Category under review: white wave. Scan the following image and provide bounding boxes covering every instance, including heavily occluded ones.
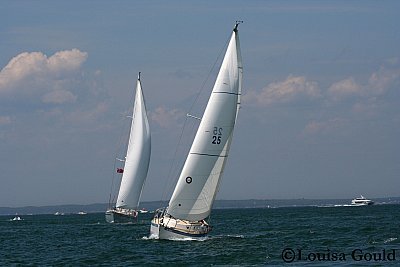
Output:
[384,237,397,244]
[168,236,209,242]
[142,234,159,240]
[142,234,243,241]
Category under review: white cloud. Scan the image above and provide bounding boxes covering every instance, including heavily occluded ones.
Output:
[368,65,400,95]
[0,52,44,90]
[149,106,184,128]
[302,59,400,137]
[328,77,362,100]
[47,50,88,74]
[323,60,400,119]
[327,59,400,101]
[244,75,320,107]
[42,89,77,104]
[303,118,346,135]
[0,49,88,100]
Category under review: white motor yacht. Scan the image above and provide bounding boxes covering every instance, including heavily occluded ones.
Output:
[351,195,374,206]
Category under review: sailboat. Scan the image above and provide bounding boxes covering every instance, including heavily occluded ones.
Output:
[105,73,151,223]
[150,22,243,239]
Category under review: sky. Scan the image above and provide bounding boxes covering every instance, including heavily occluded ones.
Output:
[1,1,399,207]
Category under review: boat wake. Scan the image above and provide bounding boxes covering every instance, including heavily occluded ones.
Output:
[333,204,361,207]
[169,237,209,242]
[142,234,159,240]
[142,235,209,241]
[142,234,244,241]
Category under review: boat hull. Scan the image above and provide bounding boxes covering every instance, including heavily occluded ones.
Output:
[351,202,374,206]
[105,209,138,223]
[351,196,374,206]
[149,215,211,240]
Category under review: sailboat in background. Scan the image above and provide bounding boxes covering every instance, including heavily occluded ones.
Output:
[106,73,151,223]
[150,22,243,239]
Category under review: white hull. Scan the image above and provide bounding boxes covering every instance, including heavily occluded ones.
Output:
[105,208,138,223]
[351,195,374,206]
[351,202,374,206]
[150,224,207,240]
[150,213,211,240]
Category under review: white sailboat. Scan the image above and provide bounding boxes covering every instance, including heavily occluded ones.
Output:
[106,73,151,223]
[150,22,243,239]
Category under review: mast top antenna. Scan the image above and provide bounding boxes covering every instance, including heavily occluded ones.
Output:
[234,21,243,31]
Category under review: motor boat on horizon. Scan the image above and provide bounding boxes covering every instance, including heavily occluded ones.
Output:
[351,195,374,206]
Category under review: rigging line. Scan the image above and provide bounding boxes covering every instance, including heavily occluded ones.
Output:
[163,113,199,205]
[159,30,234,206]
[107,88,135,207]
[160,115,190,205]
[187,31,233,115]
[108,121,127,208]
[190,152,228,157]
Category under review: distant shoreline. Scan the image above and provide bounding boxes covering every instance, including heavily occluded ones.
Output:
[1,197,399,216]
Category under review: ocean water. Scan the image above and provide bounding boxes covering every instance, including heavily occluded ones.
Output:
[1,205,399,266]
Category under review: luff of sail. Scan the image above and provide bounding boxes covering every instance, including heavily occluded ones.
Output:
[167,25,242,222]
[115,75,151,210]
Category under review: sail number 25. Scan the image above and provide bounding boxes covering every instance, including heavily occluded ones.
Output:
[212,127,223,144]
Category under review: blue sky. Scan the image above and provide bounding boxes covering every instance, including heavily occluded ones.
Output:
[1,1,399,207]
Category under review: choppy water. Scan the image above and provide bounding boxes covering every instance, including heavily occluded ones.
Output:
[1,205,399,266]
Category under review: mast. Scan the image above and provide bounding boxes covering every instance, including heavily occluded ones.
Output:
[167,23,242,221]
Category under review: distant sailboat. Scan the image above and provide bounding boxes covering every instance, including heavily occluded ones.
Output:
[11,215,23,221]
[106,73,151,223]
[150,22,243,239]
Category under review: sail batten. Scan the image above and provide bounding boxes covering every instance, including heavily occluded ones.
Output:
[189,153,228,157]
[213,92,240,95]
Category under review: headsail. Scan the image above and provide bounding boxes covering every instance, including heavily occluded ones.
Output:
[115,74,151,210]
[167,24,242,221]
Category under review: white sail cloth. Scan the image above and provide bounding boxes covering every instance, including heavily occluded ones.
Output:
[116,78,151,210]
[168,28,242,221]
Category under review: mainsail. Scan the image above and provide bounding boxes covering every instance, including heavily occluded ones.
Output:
[115,75,151,210]
[167,25,242,221]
